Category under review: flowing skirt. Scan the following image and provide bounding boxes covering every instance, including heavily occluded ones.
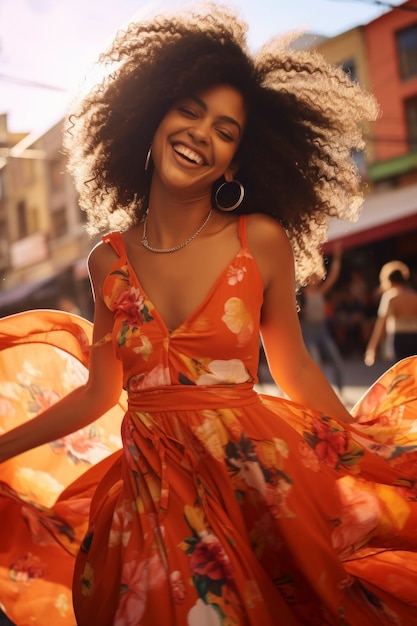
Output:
[0,311,417,625]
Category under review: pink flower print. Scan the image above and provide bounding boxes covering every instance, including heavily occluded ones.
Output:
[32,388,61,414]
[227,265,247,286]
[121,417,140,466]
[170,570,186,604]
[298,440,320,472]
[115,287,145,326]
[109,499,133,548]
[229,458,267,496]
[188,533,234,585]
[114,551,166,626]
[53,428,111,464]
[331,476,381,558]
[264,479,294,519]
[353,382,401,429]
[188,600,222,626]
[9,552,47,582]
[127,364,170,391]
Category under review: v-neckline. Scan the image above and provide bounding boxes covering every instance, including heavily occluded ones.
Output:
[121,237,245,336]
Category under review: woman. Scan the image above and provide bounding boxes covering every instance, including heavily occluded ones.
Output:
[365,260,417,366]
[299,244,345,392]
[1,4,417,625]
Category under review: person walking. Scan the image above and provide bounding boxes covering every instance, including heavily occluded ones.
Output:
[365,260,417,366]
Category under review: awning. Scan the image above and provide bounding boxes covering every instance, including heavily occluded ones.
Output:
[326,182,417,250]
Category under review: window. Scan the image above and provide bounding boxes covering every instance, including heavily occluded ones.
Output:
[397,24,417,80]
[51,206,68,238]
[0,219,8,268]
[17,200,28,238]
[27,206,40,234]
[405,96,417,151]
[341,59,358,82]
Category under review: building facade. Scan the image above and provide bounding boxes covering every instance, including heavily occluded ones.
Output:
[0,116,95,318]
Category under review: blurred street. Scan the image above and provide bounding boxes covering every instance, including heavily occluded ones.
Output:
[257,356,391,411]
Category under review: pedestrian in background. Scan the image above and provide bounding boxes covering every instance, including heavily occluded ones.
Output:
[365,260,417,366]
[299,243,344,392]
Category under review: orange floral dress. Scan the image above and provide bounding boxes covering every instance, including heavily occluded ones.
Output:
[1,215,417,626]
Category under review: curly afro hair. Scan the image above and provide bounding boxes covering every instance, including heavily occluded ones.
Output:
[64,2,378,285]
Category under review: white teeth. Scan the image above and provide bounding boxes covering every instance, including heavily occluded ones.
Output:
[173,144,204,165]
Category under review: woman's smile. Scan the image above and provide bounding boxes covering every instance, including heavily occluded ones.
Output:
[171,142,207,166]
[151,84,246,191]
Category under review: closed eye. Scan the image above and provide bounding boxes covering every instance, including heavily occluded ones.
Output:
[178,106,198,119]
[216,128,234,142]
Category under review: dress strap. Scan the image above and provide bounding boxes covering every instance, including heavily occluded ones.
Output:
[102,231,125,258]
[237,214,248,248]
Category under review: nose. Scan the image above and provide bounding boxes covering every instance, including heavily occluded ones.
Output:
[187,119,210,144]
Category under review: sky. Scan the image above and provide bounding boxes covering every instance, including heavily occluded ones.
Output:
[0,0,408,134]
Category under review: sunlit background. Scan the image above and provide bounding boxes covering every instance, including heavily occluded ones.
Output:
[0,0,407,133]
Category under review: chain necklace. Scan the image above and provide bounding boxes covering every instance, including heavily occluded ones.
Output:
[141,209,213,253]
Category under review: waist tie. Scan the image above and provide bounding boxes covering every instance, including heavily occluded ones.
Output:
[127,382,259,412]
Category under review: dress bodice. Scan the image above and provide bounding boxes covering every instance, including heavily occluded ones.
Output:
[102,215,263,392]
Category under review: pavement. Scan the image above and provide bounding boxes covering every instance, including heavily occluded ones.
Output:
[256,356,392,410]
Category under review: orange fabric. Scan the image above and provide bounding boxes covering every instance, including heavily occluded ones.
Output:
[0,218,417,625]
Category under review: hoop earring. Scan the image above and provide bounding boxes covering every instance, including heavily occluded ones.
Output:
[144,144,152,171]
[214,179,245,211]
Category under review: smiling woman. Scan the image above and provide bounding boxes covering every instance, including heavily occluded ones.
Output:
[1,3,417,626]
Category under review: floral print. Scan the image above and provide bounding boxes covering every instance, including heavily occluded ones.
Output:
[1,219,417,625]
[0,310,125,625]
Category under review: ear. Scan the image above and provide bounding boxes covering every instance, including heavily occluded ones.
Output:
[224,162,239,182]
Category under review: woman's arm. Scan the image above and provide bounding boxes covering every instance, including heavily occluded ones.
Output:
[0,243,123,463]
[248,215,353,423]
[364,317,386,366]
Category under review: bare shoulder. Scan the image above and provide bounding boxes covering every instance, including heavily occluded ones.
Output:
[245,213,294,286]
[87,236,120,298]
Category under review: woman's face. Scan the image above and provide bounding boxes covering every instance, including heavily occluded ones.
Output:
[151,84,246,196]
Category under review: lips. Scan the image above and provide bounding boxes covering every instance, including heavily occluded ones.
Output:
[172,143,206,166]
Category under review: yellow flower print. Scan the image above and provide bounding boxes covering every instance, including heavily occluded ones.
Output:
[221,297,253,346]
[184,504,208,536]
[274,438,290,459]
[376,483,410,532]
[194,411,230,460]
[81,561,95,596]
[15,468,64,508]
[132,334,153,360]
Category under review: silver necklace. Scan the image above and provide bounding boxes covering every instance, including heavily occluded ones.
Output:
[141,209,213,253]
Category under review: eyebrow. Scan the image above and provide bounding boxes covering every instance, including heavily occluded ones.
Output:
[189,95,242,135]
